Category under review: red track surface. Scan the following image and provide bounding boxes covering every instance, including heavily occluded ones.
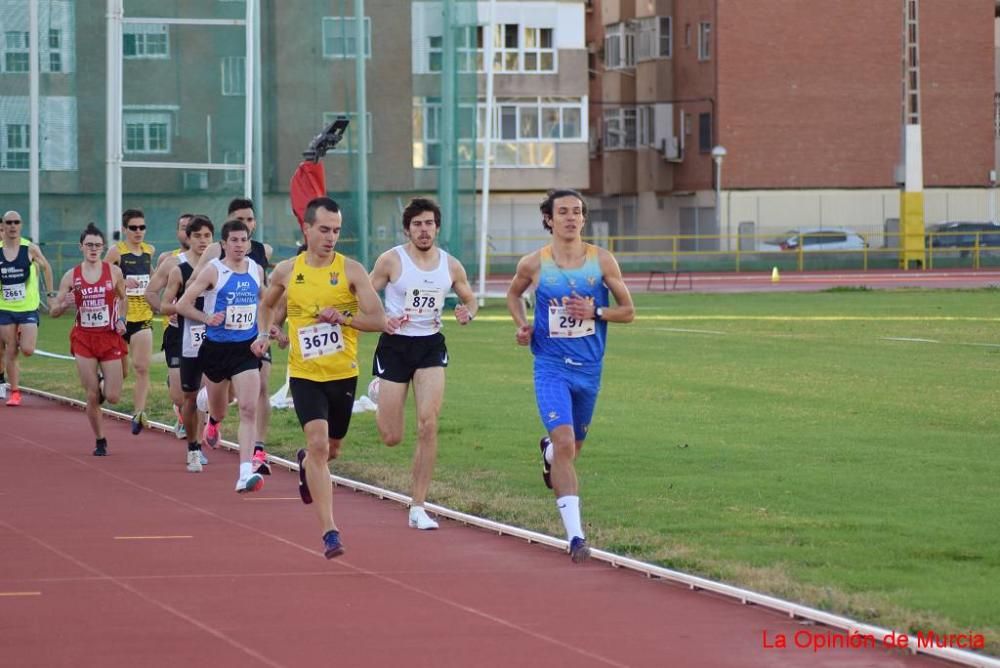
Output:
[1,394,956,667]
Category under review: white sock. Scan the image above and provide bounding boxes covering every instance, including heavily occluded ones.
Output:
[544,441,554,465]
[556,495,583,541]
[410,505,424,514]
[240,462,252,478]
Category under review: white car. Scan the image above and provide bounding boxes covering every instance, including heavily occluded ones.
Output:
[760,228,867,252]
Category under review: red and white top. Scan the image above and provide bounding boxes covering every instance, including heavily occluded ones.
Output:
[72,262,119,332]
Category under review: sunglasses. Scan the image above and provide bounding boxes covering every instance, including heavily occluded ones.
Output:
[127,225,146,231]
[2,219,21,225]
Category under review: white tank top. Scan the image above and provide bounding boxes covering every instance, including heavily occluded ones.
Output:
[383,245,452,337]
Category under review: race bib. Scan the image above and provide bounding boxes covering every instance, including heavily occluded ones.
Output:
[126,273,150,297]
[80,304,110,329]
[189,324,206,350]
[1,283,26,302]
[548,306,595,339]
[404,287,444,318]
[297,322,344,360]
[224,304,256,330]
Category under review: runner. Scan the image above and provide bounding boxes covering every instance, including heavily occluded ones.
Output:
[49,223,128,455]
[175,219,266,493]
[368,197,477,529]
[158,215,214,472]
[146,213,194,439]
[0,210,55,406]
[104,208,155,434]
[257,196,385,557]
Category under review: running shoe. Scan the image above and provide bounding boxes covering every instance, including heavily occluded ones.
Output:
[203,421,220,449]
[186,450,203,473]
[569,536,591,564]
[235,472,263,494]
[130,411,148,435]
[173,420,187,440]
[199,450,209,465]
[296,448,313,504]
[539,437,553,489]
[5,389,21,407]
[0,382,8,400]
[408,506,439,530]
[251,444,271,475]
[93,441,108,457]
[322,529,344,559]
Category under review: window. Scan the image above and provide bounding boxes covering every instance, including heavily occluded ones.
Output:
[221,56,245,96]
[493,23,519,71]
[322,17,371,59]
[124,111,171,153]
[659,17,672,57]
[183,170,208,191]
[428,26,484,73]
[223,150,244,185]
[414,96,585,168]
[2,124,29,170]
[698,22,711,61]
[123,24,169,59]
[698,112,712,153]
[603,107,637,150]
[604,23,634,69]
[322,111,372,153]
[523,27,554,72]
[4,31,29,72]
[637,17,671,61]
[48,30,62,72]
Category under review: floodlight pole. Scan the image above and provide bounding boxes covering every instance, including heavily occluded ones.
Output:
[354,0,370,268]
[712,145,726,249]
[476,0,497,305]
[28,0,39,242]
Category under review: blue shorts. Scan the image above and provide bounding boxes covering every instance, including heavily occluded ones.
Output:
[0,310,39,326]
[533,355,603,441]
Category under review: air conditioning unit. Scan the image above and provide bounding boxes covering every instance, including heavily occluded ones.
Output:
[660,137,682,161]
[183,170,208,191]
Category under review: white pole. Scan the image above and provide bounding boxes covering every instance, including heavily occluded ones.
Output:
[28,0,39,242]
[252,0,264,236]
[243,0,254,203]
[476,0,496,305]
[105,0,123,240]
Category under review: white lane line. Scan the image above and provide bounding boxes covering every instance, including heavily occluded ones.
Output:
[880,337,940,344]
[655,327,727,335]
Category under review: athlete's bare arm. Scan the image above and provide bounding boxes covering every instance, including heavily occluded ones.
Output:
[158,266,184,317]
[345,258,386,332]
[507,251,540,346]
[175,264,222,327]
[190,242,222,280]
[368,249,400,292]
[448,256,477,325]
[256,258,292,348]
[596,248,635,323]
[144,253,179,314]
[29,244,54,297]
[48,269,76,318]
[103,244,121,266]
[110,265,128,335]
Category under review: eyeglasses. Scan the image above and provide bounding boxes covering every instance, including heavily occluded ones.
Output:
[82,242,104,249]
[2,220,21,225]
[127,225,146,231]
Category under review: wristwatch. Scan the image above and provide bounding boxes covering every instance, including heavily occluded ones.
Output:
[595,306,604,320]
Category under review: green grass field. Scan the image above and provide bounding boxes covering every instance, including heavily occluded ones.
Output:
[16,289,1000,654]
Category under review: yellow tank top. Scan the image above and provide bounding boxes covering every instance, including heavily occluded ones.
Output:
[287,252,359,382]
[116,240,154,322]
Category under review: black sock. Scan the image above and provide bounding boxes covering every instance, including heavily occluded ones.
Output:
[96,438,107,446]
[0,373,5,384]
[187,441,199,452]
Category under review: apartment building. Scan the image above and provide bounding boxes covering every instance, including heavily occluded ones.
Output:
[1,0,591,270]
[587,0,998,250]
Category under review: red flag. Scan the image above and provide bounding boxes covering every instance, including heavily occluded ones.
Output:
[289,160,326,235]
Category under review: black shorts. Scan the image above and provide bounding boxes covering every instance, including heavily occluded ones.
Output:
[197,338,260,383]
[372,332,448,383]
[289,376,357,439]
[179,355,205,393]
[123,319,153,344]
[162,325,182,368]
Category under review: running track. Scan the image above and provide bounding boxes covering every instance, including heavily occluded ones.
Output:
[1,394,969,667]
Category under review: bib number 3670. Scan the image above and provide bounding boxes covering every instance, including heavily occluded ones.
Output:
[548,306,595,338]
[298,322,344,359]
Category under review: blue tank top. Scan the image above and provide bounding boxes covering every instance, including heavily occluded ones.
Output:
[531,244,608,366]
[202,258,263,343]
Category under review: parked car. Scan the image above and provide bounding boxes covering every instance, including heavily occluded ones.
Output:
[925,222,1000,249]
[760,228,867,252]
